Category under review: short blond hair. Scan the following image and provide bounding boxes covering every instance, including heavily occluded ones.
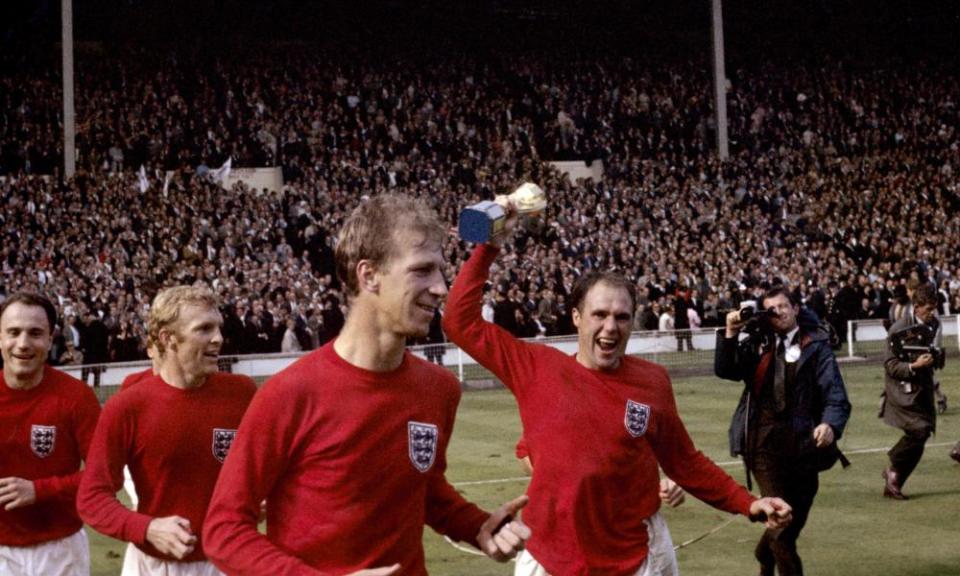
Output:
[335,194,446,297]
[149,285,219,355]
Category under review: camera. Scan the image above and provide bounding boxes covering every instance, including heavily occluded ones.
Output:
[737,301,777,340]
[739,306,775,323]
[890,324,946,370]
[739,301,776,323]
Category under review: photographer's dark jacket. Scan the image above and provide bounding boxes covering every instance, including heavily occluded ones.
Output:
[715,309,851,472]
[880,315,940,434]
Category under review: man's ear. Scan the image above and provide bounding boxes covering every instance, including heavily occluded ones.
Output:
[572,306,581,329]
[356,260,380,295]
[158,327,176,354]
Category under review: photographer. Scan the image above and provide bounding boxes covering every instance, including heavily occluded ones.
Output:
[715,286,851,576]
[880,283,943,499]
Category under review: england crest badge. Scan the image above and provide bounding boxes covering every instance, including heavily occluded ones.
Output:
[212,428,237,463]
[624,400,650,438]
[408,421,439,473]
[31,425,57,458]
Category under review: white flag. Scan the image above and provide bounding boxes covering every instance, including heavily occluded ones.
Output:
[209,157,232,185]
[162,171,173,197]
[137,165,149,194]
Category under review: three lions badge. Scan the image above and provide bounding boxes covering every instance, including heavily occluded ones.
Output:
[31,425,56,458]
[408,421,438,473]
[212,428,237,463]
[625,400,650,438]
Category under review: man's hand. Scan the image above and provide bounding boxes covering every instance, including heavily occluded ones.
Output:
[488,196,519,249]
[347,566,401,576]
[749,497,793,530]
[658,478,685,508]
[725,310,746,339]
[146,516,197,559]
[911,353,934,370]
[477,494,532,562]
[0,477,36,510]
[812,423,835,448]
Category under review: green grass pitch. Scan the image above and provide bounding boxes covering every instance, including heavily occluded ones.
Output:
[88,360,960,575]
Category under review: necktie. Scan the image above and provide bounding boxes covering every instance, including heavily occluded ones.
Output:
[774,336,787,412]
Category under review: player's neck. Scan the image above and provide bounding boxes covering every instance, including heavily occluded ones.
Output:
[158,361,207,390]
[3,367,44,391]
[335,306,406,372]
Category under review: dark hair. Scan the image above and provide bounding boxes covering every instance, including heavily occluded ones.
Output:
[569,271,637,313]
[913,283,937,308]
[762,285,800,308]
[0,292,58,333]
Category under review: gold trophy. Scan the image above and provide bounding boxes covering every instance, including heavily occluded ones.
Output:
[509,182,547,215]
[458,183,547,243]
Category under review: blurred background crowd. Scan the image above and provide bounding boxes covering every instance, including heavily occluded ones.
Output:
[1,0,958,364]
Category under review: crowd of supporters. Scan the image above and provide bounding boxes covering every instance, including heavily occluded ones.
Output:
[2,46,959,363]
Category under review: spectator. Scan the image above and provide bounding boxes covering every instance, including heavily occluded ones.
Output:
[280,318,302,353]
[59,341,84,366]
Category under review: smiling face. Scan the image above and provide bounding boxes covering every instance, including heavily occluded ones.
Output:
[374,230,448,339]
[162,303,224,384]
[1,302,53,389]
[572,282,634,371]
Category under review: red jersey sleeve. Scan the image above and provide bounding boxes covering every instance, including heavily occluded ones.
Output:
[442,244,539,400]
[77,395,154,546]
[32,382,101,503]
[423,394,489,546]
[645,368,754,516]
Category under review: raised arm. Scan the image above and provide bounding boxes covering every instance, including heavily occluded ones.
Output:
[714,310,750,381]
[442,243,538,393]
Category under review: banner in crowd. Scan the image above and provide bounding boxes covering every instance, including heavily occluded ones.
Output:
[220,166,283,194]
[548,160,605,183]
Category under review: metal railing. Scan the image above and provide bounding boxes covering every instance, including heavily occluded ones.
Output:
[72,316,960,403]
[63,327,731,402]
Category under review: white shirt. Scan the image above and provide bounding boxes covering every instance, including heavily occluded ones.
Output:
[778,325,801,363]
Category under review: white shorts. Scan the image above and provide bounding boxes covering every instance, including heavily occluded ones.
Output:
[121,543,224,576]
[0,529,90,576]
[514,512,679,576]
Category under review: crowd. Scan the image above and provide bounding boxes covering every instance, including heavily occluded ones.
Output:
[2,48,959,364]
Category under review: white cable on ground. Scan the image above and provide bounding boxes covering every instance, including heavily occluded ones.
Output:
[443,536,487,556]
[672,516,738,551]
[443,536,517,561]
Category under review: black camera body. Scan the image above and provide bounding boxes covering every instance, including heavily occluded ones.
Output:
[739,305,777,338]
[739,306,776,324]
[890,323,946,370]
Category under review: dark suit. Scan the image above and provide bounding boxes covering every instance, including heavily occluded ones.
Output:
[880,314,940,488]
[716,309,851,576]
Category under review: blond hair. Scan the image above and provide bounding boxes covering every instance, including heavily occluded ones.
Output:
[148,285,219,355]
[335,194,446,297]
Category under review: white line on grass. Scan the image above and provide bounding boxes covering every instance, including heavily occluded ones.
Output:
[451,442,957,487]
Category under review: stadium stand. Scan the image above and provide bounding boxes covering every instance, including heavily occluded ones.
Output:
[1,10,959,373]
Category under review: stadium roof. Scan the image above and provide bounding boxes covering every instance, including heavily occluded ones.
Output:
[2,0,957,58]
